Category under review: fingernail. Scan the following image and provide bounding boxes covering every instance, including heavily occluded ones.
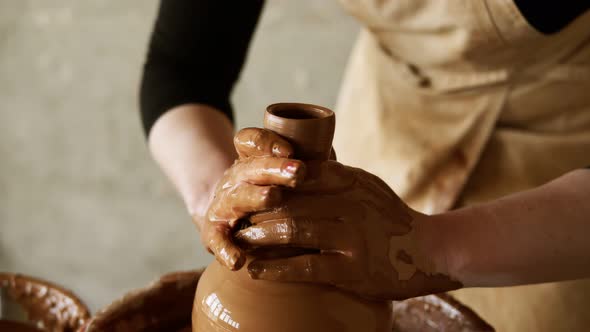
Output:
[284,161,299,176]
[216,247,245,271]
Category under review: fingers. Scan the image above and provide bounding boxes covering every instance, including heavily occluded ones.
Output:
[235,128,293,159]
[248,254,350,284]
[235,217,348,249]
[209,184,282,222]
[202,223,246,271]
[232,157,306,188]
[249,193,363,225]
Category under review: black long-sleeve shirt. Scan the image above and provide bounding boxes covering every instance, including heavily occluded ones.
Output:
[140,0,589,136]
[140,0,264,134]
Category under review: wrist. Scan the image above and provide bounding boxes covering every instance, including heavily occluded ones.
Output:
[148,103,236,228]
[425,205,496,287]
[415,211,457,279]
[184,180,217,219]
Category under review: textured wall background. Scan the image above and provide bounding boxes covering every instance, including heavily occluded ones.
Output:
[0,1,357,310]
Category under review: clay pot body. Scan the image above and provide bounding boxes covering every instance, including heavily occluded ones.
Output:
[84,270,492,332]
[193,259,393,332]
[192,103,394,332]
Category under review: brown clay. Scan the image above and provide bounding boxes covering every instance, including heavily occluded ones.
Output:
[80,270,492,331]
[193,103,395,332]
[193,258,393,332]
[263,103,335,161]
[199,103,338,271]
[237,159,462,300]
[234,103,460,300]
[198,124,307,271]
[390,294,494,332]
[0,273,90,332]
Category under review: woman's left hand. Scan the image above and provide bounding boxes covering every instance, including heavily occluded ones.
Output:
[235,159,462,301]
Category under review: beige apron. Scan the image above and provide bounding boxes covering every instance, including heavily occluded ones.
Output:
[333,1,590,331]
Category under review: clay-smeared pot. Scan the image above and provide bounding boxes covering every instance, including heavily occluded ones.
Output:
[79,104,494,332]
[192,103,395,332]
[194,259,393,332]
[85,270,493,332]
[0,273,90,332]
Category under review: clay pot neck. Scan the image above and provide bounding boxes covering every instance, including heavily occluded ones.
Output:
[264,103,335,161]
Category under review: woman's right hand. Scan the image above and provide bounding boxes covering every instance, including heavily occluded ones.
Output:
[197,128,306,271]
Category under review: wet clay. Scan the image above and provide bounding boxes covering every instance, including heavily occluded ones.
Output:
[198,122,308,271]
[391,294,494,332]
[0,320,42,332]
[233,104,461,300]
[193,103,394,332]
[194,258,393,332]
[237,160,461,300]
[0,273,90,332]
[79,270,491,331]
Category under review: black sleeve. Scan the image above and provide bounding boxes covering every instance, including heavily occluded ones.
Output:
[513,0,589,34]
[140,0,265,136]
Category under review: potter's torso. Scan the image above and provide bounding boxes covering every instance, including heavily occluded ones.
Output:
[334,0,590,213]
[333,1,590,331]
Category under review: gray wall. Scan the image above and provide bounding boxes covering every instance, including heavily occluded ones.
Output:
[0,1,357,311]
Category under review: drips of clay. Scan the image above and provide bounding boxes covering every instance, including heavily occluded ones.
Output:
[192,103,394,332]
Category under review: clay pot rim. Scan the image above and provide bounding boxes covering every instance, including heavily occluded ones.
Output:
[265,102,336,161]
[0,272,91,331]
[266,103,334,121]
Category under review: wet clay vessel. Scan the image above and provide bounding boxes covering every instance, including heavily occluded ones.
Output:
[192,103,394,332]
[68,104,493,332]
[85,270,493,332]
[0,273,90,332]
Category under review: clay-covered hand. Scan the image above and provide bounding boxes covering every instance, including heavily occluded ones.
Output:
[235,161,462,300]
[197,128,306,271]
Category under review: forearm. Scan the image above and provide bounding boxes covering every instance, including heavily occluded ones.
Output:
[149,104,236,227]
[427,169,590,287]
[140,1,265,218]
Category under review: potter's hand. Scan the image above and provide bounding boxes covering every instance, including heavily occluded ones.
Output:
[199,128,306,271]
[235,161,461,300]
